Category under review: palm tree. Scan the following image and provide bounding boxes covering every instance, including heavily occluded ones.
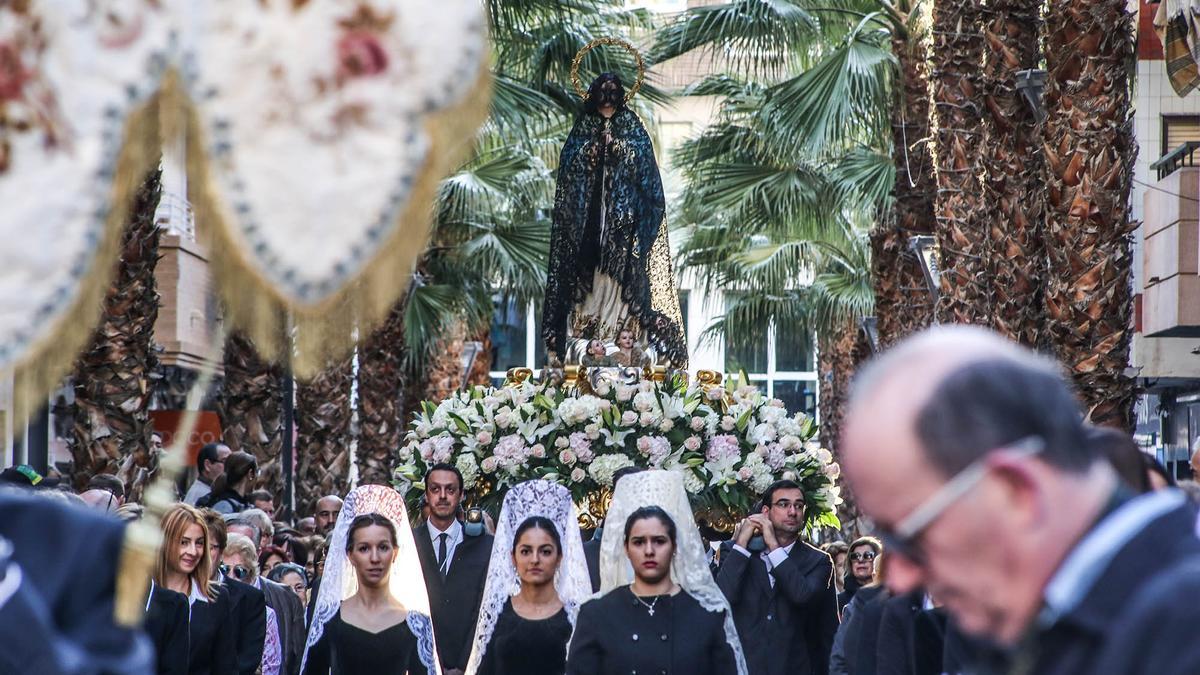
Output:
[69,169,164,499]
[651,1,893,453]
[929,0,990,326]
[357,304,406,486]
[979,0,1045,347]
[295,356,354,510]
[218,330,285,495]
[873,3,937,348]
[1041,0,1136,430]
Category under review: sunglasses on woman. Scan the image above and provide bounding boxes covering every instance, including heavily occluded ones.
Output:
[849,551,877,562]
[219,563,250,581]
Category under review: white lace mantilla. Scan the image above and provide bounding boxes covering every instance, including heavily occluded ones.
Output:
[596,470,749,675]
[465,480,592,675]
[301,484,440,674]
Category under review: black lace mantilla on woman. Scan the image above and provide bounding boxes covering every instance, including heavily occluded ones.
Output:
[541,74,687,367]
[477,599,572,675]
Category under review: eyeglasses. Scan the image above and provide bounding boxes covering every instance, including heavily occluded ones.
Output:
[769,499,803,512]
[849,551,877,562]
[219,563,250,581]
[877,436,1044,563]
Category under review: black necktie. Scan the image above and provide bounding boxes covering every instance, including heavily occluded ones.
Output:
[437,533,449,578]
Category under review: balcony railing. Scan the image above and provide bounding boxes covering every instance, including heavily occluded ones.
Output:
[154,190,195,240]
[1150,141,1200,181]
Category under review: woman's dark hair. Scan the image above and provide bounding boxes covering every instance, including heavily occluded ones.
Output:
[513,516,562,555]
[345,513,398,552]
[210,451,257,497]
[1141,452,1176,489]
[623,506,677,544]
[267,562,309,586]
[258,544,291,570]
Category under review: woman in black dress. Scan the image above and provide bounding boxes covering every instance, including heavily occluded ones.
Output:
[567,470,747,675]
[475,517,572,675]
[155,503,236,675]
[302,485,439,675]
[466,480,594,675]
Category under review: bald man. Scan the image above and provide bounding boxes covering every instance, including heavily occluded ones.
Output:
[313,495,343,535]
[840,326,1200,674]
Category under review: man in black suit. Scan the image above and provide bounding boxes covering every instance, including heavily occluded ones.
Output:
[841,326,1200,675]
[202,509,265,675]
[413,463,493,675]
[876,588,947,675]
[144,581,189,675]
[0,489,153,674]
[717,479,838,675]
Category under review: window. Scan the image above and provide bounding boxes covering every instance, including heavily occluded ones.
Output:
[720,293,820,426]
[490,297,531,376]
[1162,115,1200,157]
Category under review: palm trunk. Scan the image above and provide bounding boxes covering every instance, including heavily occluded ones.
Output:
[69,169,164,499]
[980,0,1046,347]
[295,356,354,511]
[219,331,285,495]
[422,323,469,403]
[358,304,407,486]
[931,0,991,325]
[818,319,871,539]
[873,29,938,348]
[1042,0,1137,429]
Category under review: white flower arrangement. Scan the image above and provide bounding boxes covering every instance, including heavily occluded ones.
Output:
[393,373,840,528]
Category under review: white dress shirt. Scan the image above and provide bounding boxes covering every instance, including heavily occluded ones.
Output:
[428,519,464,575]
[733,541,797,588]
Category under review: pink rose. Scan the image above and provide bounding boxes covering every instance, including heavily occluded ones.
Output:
[570,467,587,482]
[690,416,706,432]
[476,431,493,445]
[531,444,547,459]
[684,435,702,452]
[337,31,389,79]
[0,44,30,102]
[621,411,639,426]
[481,457,499,473]
[558,450,577,466]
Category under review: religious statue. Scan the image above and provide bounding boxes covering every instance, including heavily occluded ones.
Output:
[541,39,688,369]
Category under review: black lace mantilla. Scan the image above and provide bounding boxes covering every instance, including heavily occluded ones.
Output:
[541,107,688,367]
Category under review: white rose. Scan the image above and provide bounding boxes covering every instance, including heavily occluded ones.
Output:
[659,419,675,432]
[639,412,656,427]
[721,415,736,431]
[570,467,587,482]
[621,410,639,427]
[690,416,706,432]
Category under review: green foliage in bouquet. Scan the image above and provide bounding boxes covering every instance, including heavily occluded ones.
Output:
[393,374,842,530]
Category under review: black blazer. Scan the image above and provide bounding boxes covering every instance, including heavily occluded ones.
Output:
[223,577,266,675]
[1012,494,1200,675]
[188,583,238,675]
[716,540,838,675]
[567,586,738,675]
[0,493,151,674]
[145,583,190,675]
[259,578,305,675]
[413,523,494,670]
[582,537,602,593]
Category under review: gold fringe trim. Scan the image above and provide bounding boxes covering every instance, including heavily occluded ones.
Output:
[10,91,163,426]
[179,66,493,379]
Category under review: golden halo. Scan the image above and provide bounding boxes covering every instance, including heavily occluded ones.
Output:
[570,37,645,103]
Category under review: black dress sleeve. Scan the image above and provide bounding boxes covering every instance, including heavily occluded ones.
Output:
[565,600,603,675]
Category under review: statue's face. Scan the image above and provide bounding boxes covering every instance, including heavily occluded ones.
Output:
[589,340,606,356]
[588,74,625,111]
[618,331,634,349]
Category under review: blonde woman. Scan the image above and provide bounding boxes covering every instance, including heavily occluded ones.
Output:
[156,503,236,674]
